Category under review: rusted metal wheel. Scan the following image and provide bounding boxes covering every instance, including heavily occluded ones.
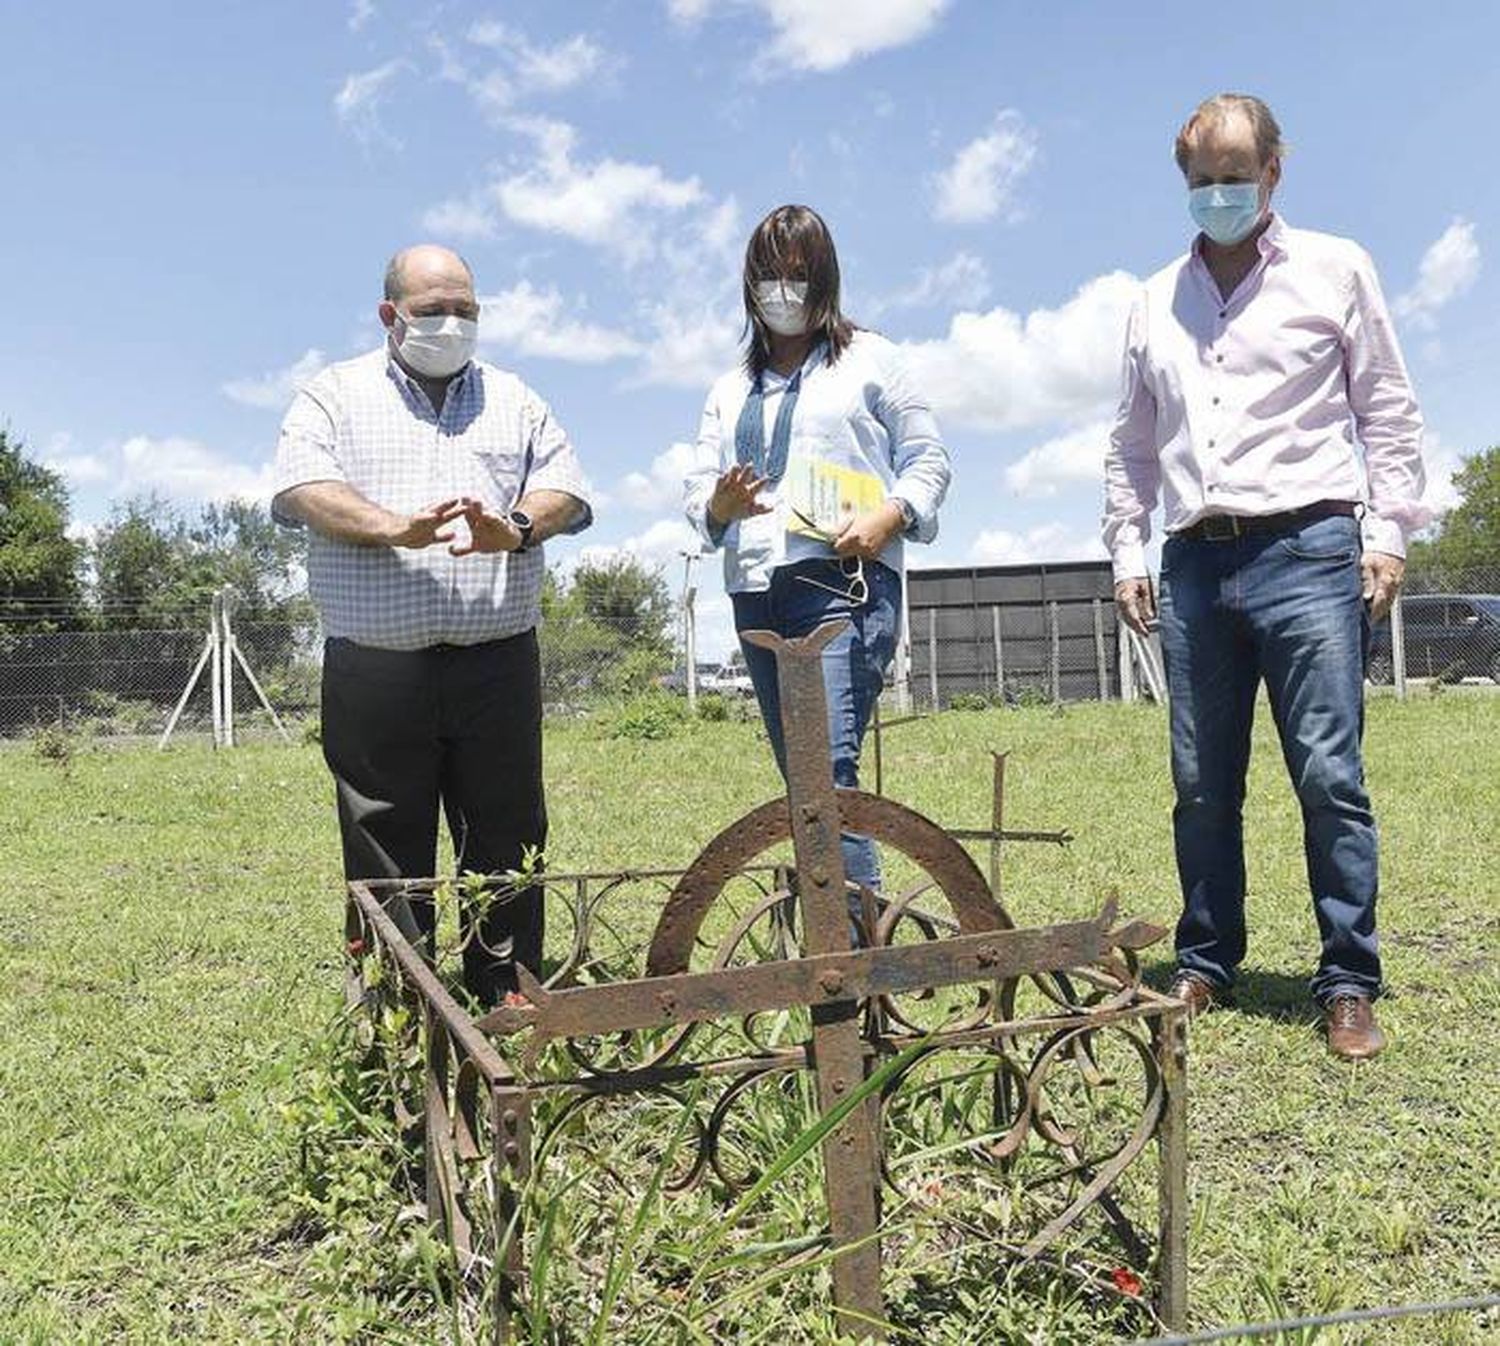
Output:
[645,789,1012,978]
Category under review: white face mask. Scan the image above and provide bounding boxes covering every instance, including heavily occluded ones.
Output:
[394,310,478,378]
[753,280,810,337]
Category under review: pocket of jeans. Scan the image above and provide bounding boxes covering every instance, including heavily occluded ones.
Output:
[1279,517,1359,563]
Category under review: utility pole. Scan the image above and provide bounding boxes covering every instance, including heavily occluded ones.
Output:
[679,551,700,713]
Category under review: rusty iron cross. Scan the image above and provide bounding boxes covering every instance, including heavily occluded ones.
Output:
[473,622,1163,1338]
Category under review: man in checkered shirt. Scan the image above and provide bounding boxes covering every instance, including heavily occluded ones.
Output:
[273,243,593,1005]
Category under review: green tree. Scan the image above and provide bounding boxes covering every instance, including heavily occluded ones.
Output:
[0,429,84,631]
[1407,445,1500,582]
[538,556,676,701]
[569,555,675,654]
[93,495,312,629]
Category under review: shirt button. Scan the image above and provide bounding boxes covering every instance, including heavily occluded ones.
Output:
[1216,354,1225,364]
[1208,440,1216,448]
[1212,396,1221,405]
[1218,309,1227,318]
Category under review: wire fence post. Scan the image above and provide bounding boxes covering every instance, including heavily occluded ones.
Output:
[927,607,939,710]
[991,605,1005,702]
[1092,597,1109,700]
[1391,592,1407,701]
[1048,601,1061,703]
[1118,623,1136,703]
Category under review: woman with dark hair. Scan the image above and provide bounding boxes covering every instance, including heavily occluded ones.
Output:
[683,204,951,925]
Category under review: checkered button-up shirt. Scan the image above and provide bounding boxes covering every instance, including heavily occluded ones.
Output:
[273,347,593,650]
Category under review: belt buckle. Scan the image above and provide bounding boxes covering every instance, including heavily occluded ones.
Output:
[1198,514,1239,542]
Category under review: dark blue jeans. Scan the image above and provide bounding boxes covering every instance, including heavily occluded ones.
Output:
[1158,513,1380,1005]
[731,558,901,896]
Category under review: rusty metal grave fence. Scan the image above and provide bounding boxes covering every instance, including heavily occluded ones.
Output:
[344,623,1189,1343]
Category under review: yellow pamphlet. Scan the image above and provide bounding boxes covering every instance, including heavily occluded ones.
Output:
[784,453,886,538]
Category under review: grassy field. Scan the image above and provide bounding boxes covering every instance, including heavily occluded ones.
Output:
[1,691,1497,1343]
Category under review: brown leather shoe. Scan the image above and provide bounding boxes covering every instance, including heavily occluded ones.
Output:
[1167,971,1217,1017]
[1325,994,1386,1060]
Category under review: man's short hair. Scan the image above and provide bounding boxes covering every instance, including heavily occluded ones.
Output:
[1174,94,1286,174]
[383,246,475,302]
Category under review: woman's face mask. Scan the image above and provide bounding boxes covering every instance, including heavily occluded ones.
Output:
[753,279,810,337]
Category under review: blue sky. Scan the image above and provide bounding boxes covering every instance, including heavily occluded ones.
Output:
[3,0,1494,654]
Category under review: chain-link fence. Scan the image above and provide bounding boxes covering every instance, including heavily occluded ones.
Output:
[1373,564,1500,692]
[0,601,678,742]
[0,614,321,740]
[902,561,1129,710]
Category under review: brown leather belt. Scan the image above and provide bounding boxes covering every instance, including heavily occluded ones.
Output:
[1175,499,1358,543]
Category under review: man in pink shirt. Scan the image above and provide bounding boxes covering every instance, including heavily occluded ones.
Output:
[1103,94,1428,1060]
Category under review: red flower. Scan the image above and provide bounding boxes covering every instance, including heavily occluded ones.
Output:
[1111,1267,1143,1297]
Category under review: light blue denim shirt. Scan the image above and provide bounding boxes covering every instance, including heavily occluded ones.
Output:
[682,331,951,594]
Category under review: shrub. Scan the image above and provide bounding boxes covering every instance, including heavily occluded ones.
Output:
[695,693,730,722]
[609,693,690,741]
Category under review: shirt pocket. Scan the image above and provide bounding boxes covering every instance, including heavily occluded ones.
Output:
[469,446,529,503]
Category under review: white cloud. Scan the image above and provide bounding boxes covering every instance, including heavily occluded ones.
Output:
[1418,429,1467,515]
[578,517,702,573]
[1003,419,1112,499]
[901,271,1138,431]
[221,349,328,409]
[334,60,408,146]
[1395,218,1480,330]
[493,117,706,261]
[46,453,111,486]
[348,0,375,32]
[874,252,991,315]
[119,436,276,505]
[512,33,609,92]
[478,282,641,363]
[932,111,1038,225]
[443,22,614,120]
[618,441,700,511]
[42,431,111,487]
[968,523,1108,566]
[671,0,950,74]
[420,196,498,241]
[631,302,743,389]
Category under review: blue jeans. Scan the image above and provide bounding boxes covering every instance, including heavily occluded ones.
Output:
[731,558,901,896]
[1158,513,1379,1004]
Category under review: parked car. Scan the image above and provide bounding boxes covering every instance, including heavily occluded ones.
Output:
[1368,593,1500,683]
[701,662,755,697]
[657,661,756,697]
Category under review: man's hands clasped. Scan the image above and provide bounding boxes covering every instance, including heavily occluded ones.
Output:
[387,496,526,555]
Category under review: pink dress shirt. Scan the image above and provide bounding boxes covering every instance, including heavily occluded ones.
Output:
[1102,213,1428,581]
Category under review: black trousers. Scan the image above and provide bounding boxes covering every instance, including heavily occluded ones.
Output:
[321,631,546,1005]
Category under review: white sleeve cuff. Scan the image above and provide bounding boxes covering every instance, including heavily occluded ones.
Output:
[1361,513,1406,559]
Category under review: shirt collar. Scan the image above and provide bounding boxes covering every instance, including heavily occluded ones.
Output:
[1191,210,1289,262]
[757,338,828,387]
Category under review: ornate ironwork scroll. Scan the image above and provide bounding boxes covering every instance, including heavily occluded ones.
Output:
[344,621,1188,1342]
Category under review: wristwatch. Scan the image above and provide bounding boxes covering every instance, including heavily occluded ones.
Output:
[508,509,535,551]
[892,497,918,535]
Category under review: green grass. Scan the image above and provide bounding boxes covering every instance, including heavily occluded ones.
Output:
[1,692,1497,1342]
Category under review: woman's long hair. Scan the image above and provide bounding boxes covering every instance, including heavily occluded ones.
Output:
[742,204,855,378]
